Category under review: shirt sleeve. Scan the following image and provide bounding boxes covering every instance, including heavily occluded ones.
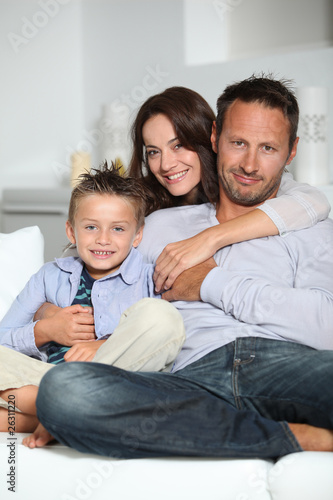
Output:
[258,171,331,236]
[0,266,50,360]
[200,230,333,350]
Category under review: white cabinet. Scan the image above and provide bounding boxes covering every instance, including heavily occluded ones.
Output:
[1,188,71,262]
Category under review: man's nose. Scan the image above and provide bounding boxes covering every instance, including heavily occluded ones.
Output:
[240,149,259,174]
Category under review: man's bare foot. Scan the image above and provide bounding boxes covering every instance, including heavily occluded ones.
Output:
[22,422,55,449]
[289,423,333,451]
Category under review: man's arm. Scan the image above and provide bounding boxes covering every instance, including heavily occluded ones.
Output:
[200,231,333,350]
[161,258,217,302]
[34,305,95,348]
[163,225,333,351]
[34,302,60,321]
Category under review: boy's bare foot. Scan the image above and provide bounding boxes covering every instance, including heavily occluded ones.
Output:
[22,422,55,449]
[289,423,333,451]
[0,407,38,432]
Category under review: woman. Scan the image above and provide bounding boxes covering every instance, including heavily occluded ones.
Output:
[128,86,330,292]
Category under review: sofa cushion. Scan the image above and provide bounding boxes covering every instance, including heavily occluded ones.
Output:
[0,226,44,320]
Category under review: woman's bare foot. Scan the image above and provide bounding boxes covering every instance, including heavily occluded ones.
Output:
[289,423,333,451]
[22,422,55,449]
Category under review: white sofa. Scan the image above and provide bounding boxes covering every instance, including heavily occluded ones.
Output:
[0,226,333,500]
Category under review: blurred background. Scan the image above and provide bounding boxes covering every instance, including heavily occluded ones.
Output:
[1,0,333,258]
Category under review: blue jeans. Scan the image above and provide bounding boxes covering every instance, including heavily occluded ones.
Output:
[36,337,333,459]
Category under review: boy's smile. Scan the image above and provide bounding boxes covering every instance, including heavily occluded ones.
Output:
[66,193,143,280]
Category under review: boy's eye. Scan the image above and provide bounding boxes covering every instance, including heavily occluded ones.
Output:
[113,227,124,232]
[86,225,97,231]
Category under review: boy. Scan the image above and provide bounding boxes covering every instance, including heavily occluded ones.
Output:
[0,164,185,442]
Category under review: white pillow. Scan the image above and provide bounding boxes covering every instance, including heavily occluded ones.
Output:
[0,226,44,321]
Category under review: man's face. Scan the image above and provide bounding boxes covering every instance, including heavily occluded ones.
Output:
[211,100,298,207]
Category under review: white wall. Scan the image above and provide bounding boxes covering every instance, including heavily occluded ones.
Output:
[1,0,333,206]
[227,0,333,59]
[0,0,84,190]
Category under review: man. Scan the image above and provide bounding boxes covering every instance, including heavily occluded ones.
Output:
[35,76,333,457]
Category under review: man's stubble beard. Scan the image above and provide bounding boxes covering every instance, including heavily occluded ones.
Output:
[218,159,285,207]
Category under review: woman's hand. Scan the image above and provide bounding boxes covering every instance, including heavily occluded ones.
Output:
[153,226,220,293]
[34,305,96,347]
[64,339,107,362]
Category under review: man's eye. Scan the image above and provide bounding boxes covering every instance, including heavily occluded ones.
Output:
[263,145,274,152]
[233,141,244,147]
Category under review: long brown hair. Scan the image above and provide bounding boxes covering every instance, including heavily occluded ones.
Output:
[128,86,218,214]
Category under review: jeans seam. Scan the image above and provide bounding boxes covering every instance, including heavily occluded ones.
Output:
[233,338,257,410]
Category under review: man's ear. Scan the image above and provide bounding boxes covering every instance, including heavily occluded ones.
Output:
[211,121,218,153]
[132,225,144,248]
[286,137,299,166]
[65,220,76,245]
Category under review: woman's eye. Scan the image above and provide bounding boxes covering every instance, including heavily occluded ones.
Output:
[147,149,158,157]
[174,143,182,150]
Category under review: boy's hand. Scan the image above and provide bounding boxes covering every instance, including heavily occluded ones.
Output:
[64,339,107,362]
[34,305,96,347]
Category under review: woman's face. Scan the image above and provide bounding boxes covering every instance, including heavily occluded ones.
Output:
[142,114,201,201]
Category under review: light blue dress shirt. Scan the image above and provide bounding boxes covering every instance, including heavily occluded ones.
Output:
[0,248,159,361]
[139,203,333,372]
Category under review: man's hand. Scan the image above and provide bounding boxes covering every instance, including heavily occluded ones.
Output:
[161,258,217,302]
[64,339,107,362]
[34,302,60,321]
[34,305,96,347]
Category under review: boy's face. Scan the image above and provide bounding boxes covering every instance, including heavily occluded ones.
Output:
[66,193,143,280]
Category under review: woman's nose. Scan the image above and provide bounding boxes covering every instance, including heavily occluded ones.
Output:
[160,149,178,172]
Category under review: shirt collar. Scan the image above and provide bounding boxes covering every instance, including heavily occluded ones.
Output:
[55,256,83,274]
[105,247,144,285]
[55,248,144,284]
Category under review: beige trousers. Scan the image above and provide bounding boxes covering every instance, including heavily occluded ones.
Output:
[0,298,185,409]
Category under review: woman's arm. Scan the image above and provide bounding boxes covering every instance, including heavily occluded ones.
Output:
[153,210,276,292]
[258,171,331,235]
[153,173,331,292]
